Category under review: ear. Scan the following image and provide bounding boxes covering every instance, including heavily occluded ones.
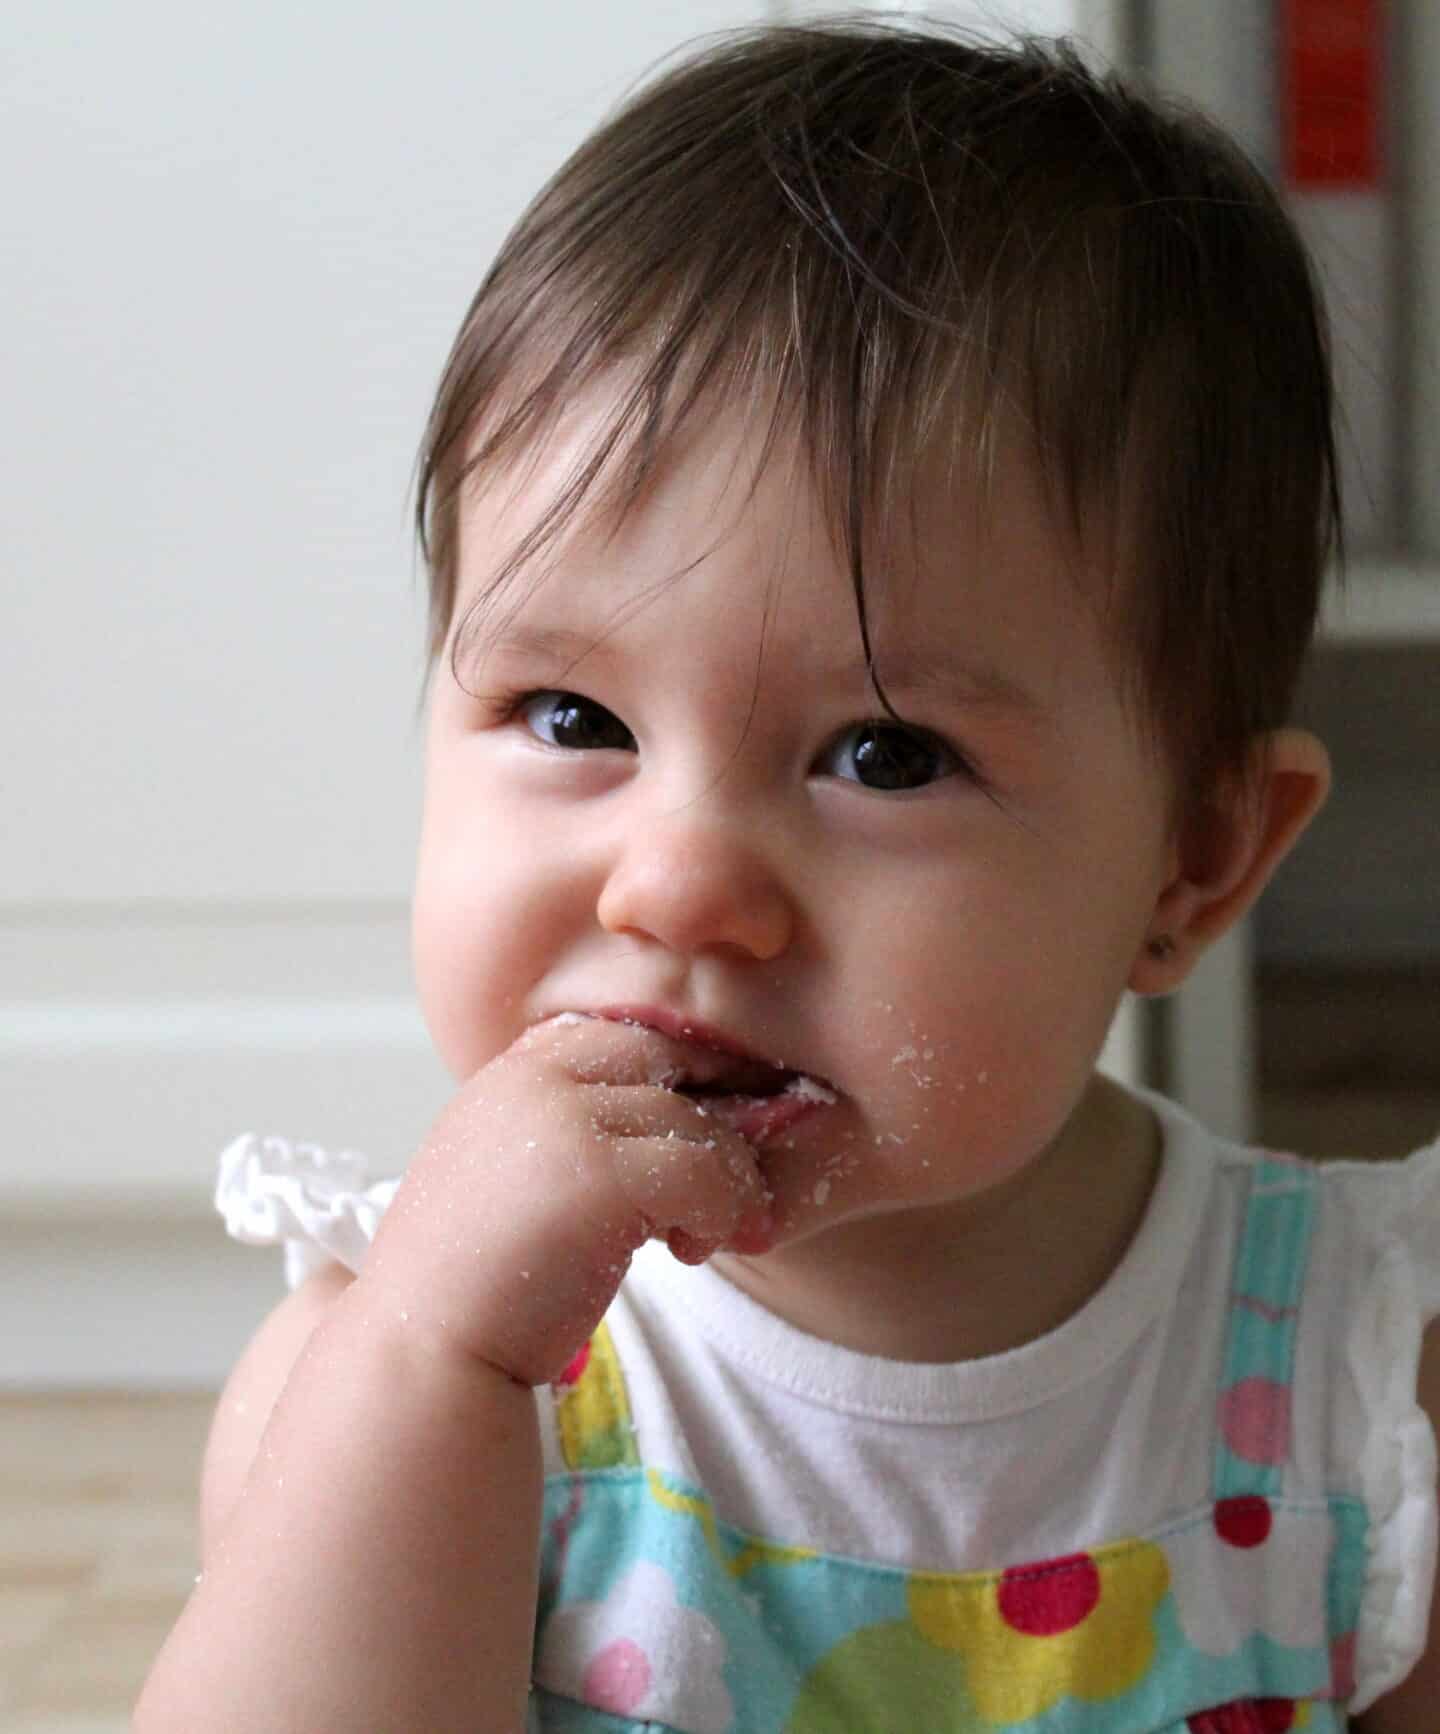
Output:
[1129,728,1331,998]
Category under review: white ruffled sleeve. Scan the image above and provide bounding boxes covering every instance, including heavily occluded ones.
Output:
[1347,1136,1440,1713]
[215,1133,400,1290]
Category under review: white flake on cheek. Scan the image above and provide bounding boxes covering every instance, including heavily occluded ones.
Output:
[890,1041,938,1090]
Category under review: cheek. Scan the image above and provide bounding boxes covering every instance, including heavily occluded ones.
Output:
[847,882,1123,1153]
[410,830,557,1081]
[411,875,492,1081]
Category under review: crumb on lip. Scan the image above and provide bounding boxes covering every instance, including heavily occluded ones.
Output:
[675,1071,839,1105]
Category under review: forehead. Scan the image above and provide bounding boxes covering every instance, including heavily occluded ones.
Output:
[451,394,1117,716]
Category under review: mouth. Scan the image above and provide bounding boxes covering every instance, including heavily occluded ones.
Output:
[681,1073,835,1146]
[592,1005,838,1145]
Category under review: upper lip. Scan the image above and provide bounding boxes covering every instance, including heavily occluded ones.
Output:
[590,1003,828,1094]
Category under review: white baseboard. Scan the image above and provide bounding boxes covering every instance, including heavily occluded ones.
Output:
[1,1215,286,1389]
[1,906,451,1217]
[0,906,449,1386]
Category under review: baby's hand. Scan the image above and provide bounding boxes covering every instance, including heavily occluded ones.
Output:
[358,1015,773,1385]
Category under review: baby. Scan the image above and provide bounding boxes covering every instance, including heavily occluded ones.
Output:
[137,20,1438,1731]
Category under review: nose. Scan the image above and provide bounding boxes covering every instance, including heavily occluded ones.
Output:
[595,814,795,961]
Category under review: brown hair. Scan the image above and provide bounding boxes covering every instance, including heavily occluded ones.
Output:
[414,18,1340,814]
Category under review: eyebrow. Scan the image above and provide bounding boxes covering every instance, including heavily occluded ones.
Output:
[829,647,1048,720]
[462,620,1050,723]
[459,622,602,675]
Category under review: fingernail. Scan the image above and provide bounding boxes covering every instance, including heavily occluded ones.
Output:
[665,1227,712,1265]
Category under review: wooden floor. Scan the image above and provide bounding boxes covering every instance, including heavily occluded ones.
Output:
[0,1392,212,1732]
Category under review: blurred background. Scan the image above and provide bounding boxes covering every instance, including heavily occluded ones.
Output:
[1,1,1435,1721]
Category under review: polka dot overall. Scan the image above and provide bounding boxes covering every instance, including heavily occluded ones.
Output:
[531,1157,1362,1731]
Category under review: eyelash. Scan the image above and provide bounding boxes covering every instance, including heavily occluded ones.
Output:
[482,687,985,793]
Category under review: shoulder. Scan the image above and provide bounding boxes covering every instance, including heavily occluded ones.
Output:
[1304,1139,1440,1351]
[1305,1137,1440,1724]
[1350,1320,1440,1733]
[1311,1137,1440,1224]
[1170,1110,1440,1317]
[199,1261,355,1559]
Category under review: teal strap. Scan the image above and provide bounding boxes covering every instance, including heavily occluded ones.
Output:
[1213,1155,1319,1500]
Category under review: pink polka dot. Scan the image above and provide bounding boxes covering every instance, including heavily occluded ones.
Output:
[1218,1377,1291,1465]
[582,1637,652,1714]
[1330,1630,1358,1700]
[997,1552,1101,1636]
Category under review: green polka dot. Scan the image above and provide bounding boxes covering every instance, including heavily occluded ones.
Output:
[785,1621,979,1732]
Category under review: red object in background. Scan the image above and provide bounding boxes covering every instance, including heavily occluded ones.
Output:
[1281,0,1385,188]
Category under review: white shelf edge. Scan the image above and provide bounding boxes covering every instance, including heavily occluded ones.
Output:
[1321,560,1440,643]
[2,1183,216,1224]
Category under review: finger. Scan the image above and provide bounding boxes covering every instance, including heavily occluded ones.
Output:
[601,1120,771,1249]
[582,1079,778,1252]
[503,1018,776,1252]
[666,1227,711,1269]
[666,1227,715,1265]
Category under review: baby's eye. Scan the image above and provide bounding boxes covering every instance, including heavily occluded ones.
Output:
[520,690,635,752]
[818,721,960,791]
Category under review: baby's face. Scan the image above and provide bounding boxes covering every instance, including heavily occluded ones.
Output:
[412,403,1179,1255]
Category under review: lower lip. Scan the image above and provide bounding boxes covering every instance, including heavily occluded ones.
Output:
[695,1091,823,1146]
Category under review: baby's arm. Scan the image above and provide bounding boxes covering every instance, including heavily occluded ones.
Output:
[196,1260,356,1564]
[138,1262,544,1730]
[1351,1321,1440,1733]
[135,1016,770,1731]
